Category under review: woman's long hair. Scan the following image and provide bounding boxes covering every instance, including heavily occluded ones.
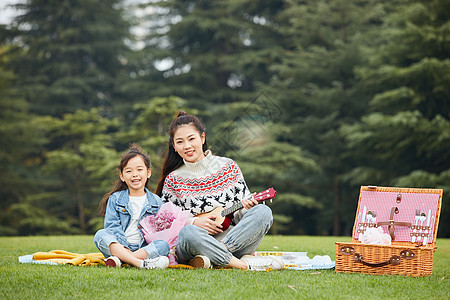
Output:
[98,144,151,216]
[155,111,208,196]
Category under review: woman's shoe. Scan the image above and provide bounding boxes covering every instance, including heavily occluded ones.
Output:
[188,255,211,269]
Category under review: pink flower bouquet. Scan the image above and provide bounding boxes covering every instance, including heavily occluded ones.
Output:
[140,201,190,265]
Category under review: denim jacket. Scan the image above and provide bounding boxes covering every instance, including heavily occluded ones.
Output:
[104,188,162,248]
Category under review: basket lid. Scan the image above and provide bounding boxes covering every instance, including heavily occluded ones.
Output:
[352,186,443,245]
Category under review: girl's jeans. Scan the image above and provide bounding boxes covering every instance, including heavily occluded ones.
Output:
[94,229,169,259]
[176,204,273,266]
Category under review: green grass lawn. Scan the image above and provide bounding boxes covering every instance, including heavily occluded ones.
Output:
[0,235,448,299]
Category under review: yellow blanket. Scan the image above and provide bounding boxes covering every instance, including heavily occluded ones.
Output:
[31,250,194,268]
[32,250,105,266]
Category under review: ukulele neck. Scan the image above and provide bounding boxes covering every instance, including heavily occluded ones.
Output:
[220,189,274,217]
[221,202,244,217]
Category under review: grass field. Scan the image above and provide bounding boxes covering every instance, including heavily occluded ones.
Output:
[0,235,448,299]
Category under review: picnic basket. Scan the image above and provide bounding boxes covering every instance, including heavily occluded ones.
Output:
[335,186,443,277]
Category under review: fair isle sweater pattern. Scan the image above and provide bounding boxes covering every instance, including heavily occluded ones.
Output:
[161,153,250,217]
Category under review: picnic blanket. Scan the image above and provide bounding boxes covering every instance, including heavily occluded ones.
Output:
[19,250,334,270]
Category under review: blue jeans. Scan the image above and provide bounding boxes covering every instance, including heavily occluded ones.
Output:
[94,229,170,259]
[176,205,273,266]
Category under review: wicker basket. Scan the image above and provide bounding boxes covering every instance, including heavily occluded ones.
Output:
[335,186,442,277]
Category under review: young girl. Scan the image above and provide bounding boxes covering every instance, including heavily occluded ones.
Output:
[156,112,284,271]
[94,144,170,269]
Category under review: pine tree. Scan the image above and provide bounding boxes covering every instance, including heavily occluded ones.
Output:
[35,108,120,234]
[260,0,388,235]
[136,0,284,108]
[0,46,45,235]
[5,0,130,116]
[341,0,450,236]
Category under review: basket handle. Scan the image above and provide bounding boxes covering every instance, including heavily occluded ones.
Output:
[353,253,401,267]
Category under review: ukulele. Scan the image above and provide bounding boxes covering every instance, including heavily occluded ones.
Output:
[195,188,277,231]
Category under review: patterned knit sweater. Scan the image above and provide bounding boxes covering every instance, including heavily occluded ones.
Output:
[161,150,251,225]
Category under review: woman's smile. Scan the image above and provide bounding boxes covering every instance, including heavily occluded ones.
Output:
[173,124,206,163]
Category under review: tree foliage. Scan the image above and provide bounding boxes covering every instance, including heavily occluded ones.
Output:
[0,45,46,235]
[341,0,450,236]
[32,108,120,234]
[0,0,448,237]
[4,0,130,116]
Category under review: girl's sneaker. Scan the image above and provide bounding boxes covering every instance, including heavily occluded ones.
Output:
[142,256,169,269]
[188,255,211,269]
[241,255,284,271]
[104,256,121,268]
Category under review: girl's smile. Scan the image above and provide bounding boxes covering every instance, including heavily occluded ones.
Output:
[120,155,151,196]
[173,124,206,163]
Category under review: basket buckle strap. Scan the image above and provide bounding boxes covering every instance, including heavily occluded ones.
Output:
[376,207,411,240]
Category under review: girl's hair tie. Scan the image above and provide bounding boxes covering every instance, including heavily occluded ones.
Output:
[177,111,188,118]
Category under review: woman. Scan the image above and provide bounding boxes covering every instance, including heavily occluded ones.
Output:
[156,111,283,271]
